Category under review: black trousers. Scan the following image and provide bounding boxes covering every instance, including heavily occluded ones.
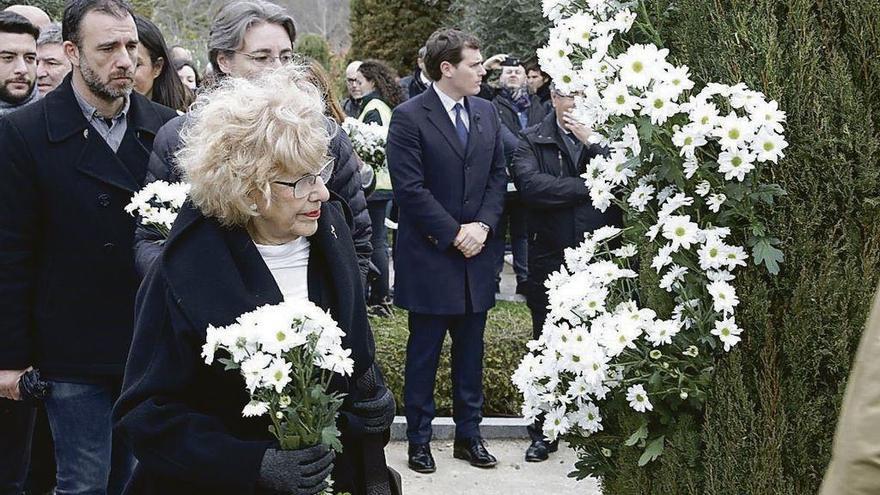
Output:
[0,400,35,495]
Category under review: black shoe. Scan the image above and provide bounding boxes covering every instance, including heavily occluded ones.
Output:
[407,443,436,473]
[525,439,559,462]
[453,437,498,468]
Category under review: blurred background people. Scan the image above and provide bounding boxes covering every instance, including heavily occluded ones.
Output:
[173,58,199,91]
[525,63,551,105]
[2,5,50,31]
[133,15,192,112]
[35,23,71,94]
[342,59,362,117]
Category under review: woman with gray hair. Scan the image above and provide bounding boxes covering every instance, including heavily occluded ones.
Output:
[114,65,394,495]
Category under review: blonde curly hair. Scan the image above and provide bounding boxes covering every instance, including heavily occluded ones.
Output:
[177,63,331,227]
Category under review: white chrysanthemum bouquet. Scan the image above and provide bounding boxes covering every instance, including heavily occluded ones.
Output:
[125,180,190,238]
[201,300,354,457]
[513,0,786,475]
[342,118,391,190]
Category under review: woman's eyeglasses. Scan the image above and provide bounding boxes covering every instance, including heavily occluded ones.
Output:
[233,51,295,67]
[273,158,334,199]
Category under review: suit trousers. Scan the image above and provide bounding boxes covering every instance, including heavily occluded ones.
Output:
[403,311,487,444]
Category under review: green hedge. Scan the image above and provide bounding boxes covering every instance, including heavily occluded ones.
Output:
[370,300,531,417]
[590,1,880,493]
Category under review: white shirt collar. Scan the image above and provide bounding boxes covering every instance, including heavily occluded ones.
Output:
[419,71,431,86]
[433,84,465,114]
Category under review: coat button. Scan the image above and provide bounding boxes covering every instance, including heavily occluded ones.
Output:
[103,242,115,253]
[97,193,111,207]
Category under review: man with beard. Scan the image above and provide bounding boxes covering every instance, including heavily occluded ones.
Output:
[0,0,177,493]
[0,11,39,116]
[36,23,72,94]
[491,57,547,296]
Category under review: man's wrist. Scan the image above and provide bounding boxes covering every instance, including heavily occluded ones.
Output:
[476,222,490,233]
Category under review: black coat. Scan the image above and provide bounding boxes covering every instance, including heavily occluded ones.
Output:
[386,87,507,314]
[0,77,177,377]
[512,113,622,293]
[492,93,547,137]
[133,115,373,285]
[399,69,429,101]
[114,197,384,494]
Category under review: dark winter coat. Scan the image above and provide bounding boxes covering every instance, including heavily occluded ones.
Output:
[0,76,177,377]
[133,115,373,285]
[399,69,429,101]
[114,197,386,494]
[492,93,548,137]
[386,87,507,315]
[512,113,622,294]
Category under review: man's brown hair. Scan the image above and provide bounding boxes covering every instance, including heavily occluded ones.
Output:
[423,28,480,82]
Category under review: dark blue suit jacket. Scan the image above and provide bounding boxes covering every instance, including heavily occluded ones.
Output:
[387,86,507,315]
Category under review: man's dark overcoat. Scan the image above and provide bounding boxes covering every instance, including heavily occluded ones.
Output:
[113,198,387,494]
[0,76,177,376]
[386,87,507,315]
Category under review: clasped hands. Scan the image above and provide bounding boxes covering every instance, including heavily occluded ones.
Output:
[0,368,30,400]
[454,223,488,258]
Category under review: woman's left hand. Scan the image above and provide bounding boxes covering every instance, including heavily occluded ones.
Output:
[350,386,396,434]
[563,111,593,144]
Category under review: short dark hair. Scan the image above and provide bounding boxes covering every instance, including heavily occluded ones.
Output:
[0,11,39,41]
[423,28,480,82]
[62,0,134,46]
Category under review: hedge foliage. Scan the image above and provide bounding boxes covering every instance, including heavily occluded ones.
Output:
[370,300,531,417]
[587,0,880,493]
[349,0,451,75]
[446,0,548,62]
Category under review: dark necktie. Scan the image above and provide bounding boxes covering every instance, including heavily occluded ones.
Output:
[453,103,469,148]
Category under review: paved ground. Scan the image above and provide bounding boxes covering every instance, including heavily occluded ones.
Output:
[385,440,601,495]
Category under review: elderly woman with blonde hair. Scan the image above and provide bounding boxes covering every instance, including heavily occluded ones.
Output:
[113,65,395,495]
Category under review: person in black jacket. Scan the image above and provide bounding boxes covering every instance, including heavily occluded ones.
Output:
[134,0,372,284]
[511,85,622,463]
[492,57,547,294]
[525,63,552,105]
[0,1,178,493]
[114,65,395,495]
[398,45,431,101]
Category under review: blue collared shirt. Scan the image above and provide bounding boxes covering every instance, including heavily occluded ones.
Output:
[72,85,130,153]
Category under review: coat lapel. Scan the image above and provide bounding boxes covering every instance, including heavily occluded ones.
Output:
[423,88,465,160]
[464,96,484,161]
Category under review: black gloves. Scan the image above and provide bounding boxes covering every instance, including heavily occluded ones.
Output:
[257,444,335,495]
[18,369,51,405]
[350,386,396,434]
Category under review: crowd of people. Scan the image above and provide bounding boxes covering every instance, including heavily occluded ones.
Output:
[0,0,619,494]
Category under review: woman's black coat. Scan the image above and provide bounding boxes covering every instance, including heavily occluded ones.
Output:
[113,197,384,494]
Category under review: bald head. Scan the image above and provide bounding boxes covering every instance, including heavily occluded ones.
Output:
[3,5,51,30]
[344,60,363,99]
[345,61,362,78]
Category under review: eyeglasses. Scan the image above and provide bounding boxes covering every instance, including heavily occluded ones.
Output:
[232,51,294,66]
[273,158,334,199]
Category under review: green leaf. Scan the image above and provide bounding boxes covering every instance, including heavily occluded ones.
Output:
[638,436,665,466]
[624,423,648,447]
[637,115,653,142]
[752,236,785,275]
[322,425,343,453]
[218,358,239,371]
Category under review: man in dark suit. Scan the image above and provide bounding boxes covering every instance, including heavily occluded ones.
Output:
[386,28,508,474]
[0,0,177,492]
[512,84,622,462]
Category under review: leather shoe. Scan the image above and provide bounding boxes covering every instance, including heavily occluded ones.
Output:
[407,443,436,473]
[525,439,559,462]
[453,437,498,468]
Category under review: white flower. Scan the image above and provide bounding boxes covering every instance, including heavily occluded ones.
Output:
[683,157,699,178]
[711,316,743,351]
[659,264,688,292]
[723,244,749,270]
[672,124,708,158]
[707,280,739,315]
[751,128,788,163]
[240,352,273,393]
[698,239,726,270]
[707,193,727,212]
[573,402,604,433]
[713,112,755,151]
[660,64,694,96]
[683,345,699,357]
[651,243,675,272]
[616,44,668,89]
[242,400,270,417]
[661,215,700,251]
[659,193,694,217]
[202,324,221,365]
[603,80,639,117]
[613,244,638,258]
[321,347,354,376]
[748,99,786,134]
[588,178,615,211]
[543,405,571,441]
[645,319,682,346]
[626,384,653,412]
[717,148,756,182]
[591,225,622,243]
[687,100,720,131]
[695,180,711,197]
[627,184,655,212]
[639,86,680,125]
[262,357,293,393]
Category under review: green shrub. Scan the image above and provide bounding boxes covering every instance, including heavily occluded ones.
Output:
[296,33,332,70]
[587,0,880,493]
[371,300,531,417]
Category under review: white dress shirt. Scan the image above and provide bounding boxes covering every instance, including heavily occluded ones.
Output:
[433,85,469,131]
